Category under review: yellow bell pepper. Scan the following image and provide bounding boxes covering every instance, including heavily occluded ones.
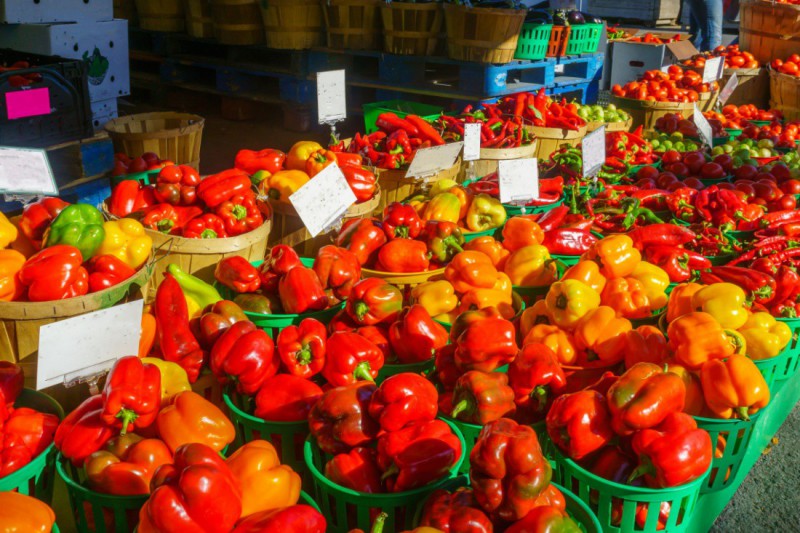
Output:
[561,260,606,294]
[581,234,641,279]
[285,141,323,171]
[545,279,601,330]
[692,283,749,330]
[411,280,459,317]
[629,261,669,310]
[422,192,461,224]
[142,357,192,404]
[492,272,513,295]
[458,288,514,319]
[519,299,552,338]
[0,249,25,301]
[503,245,557,286]
[666,282,703,323]
[263,170,310,203]
[226,440,301,518]
[95,219,152,269]
[0,212,18,249]
[667,311,736,369]
[522,324,582,365]
[573,305,632,364]
[738,312,793,360]
[429,178,459,197]
[465,194,506,232]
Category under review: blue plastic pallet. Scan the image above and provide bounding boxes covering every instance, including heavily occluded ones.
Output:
[548,80,600,105]
[552,53,604,88]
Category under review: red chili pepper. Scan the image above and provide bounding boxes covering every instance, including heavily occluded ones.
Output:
[375,112,419,136]
[628,224,696,250]
[405,115,445,146]
[542,228,598,255]
[699,266,776,304]
[154,274,205,382]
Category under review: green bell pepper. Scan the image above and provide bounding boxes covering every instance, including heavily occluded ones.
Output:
[44,203,105,260]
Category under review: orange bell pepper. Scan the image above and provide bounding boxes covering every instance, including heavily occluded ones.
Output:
[573,306,632,364]
[601,278,653,319]
[624,326,671,369]
[285,140,323,170]
[700,354,770,420]
[519,299,552,338]
[561,260,606,294]
[667,363,705,416]
[458,289,515,319]
[138,311,157,358]
[501,216,544,252]
[447,185,473,220]
[0,249,25,301]
[523,324,583,365]
[666,282,703,323]
[464,236,510,270]
[0,492,55,532]
[226,440,301,518]
[581,234,641,279]
[444,251,499,293]
[667,312,735,370]
[156,391,235,453]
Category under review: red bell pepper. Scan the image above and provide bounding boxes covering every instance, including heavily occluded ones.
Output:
[345,278,403,326]
[419,487,493,533]
[18,244,88,301]
[138,442,242,533]
[4,406,59,457]
[454,317,517,372]
[470,418,552,522]
[276,318,327,379]
[183,213,228,239]
[191,300,247,350]
[312,245,362,300]
[449,371,515,424]
[342,165,377,203]
[254,374,323,422]
[109,180,155,218]
[54,395,115,466]
[0,433,31,477]
[322,331,384,386]
[234,148,286,175]
[215,192,263,237]
[142,203,203,235]
[388,305,448,364]
[19,197,69,248]
[308,382,379,454]
[546,390,614,461]
[375,238,431,273]
[0,362,23,406]
[368,373,438,432]
[358,324,392,361]
[433,345,460,392]
[335,218,387,266]
[210,320,279,395]
[154,164,202,206]
[607,362,686,436]
[154,274,205,383]
[214,256,261,294]
[232,506,327,533]
[382,202,423,240]
[87,254,136,293]
[278,266,328,314]
[100,356,161,435]
[629,412,712,488]
[196,168,252,208]
[507,343,567,424]
[504,505,581,533]
[259,244,302,293]
[644,245,710,283]
[377,419,462,492]
[324,447,383,493]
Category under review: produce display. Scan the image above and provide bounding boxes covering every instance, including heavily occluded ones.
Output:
[611,66,719,102]
[770,53,800,77]
[433,110,535,148]
[682,44,761,69]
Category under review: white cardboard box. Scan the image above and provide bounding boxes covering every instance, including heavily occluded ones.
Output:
[610,37,698,88]
[0,0,113,24]
[0,19,129,103]
[90,97,117,130]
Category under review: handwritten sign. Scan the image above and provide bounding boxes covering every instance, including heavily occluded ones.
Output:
[703,57,724,84]
[498,158,539,204]
[290,162,356,237]
[0,147,57,196]
[37,300,143,390]
[463,123,481,162]
[582,126,606,179]
[405,142,463,179]
[317,70,346,124]
[718,73,739,106]
[693,104,713,147]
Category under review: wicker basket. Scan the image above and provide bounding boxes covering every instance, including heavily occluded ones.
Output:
[740,0,800,65]
[267,190,380,257]
[381,3,443,56]
[183,0,215,39]
[211,0,264,45]
[529,125,587,161]
[104,112,204,170]
[722,67,769,108]
[443,4,526,64]
[770,68,800,121]
[375,158,461,212]
[260,0,324,50]
[135,0,184,31]
[586,117,633,133]
[322,0,382,50]
[609,95,696,132]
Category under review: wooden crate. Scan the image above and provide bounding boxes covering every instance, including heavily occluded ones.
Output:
[322,0,381,51]
[609,95,696,132]
[443,4,526,64]
[530,125,587,161]
[740,0,800,66]
[183,0,215,39]
[211,0,264,45]
[721,67,769,109]
[468,142,539,179]
[770,69,800,121]
[380,3,442,56]
[260,0,324,50]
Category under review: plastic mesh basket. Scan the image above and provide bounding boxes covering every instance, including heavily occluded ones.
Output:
[694,410,762,493]
[565,24,601,55]
[303,419,466,532]
[0,390,63,503]
[556,449,708,532]
[752,351,787,390]
[437,414,482,475]
[377,358,436,382]
[515,23,553,60]
[776,316,800,381]
[503,197,565,217]
[547,25,570,57]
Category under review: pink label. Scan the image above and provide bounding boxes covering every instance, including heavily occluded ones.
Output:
[5,88,51,120]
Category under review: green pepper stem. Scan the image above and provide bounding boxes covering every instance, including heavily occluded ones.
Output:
[353,362,374,382]
[116,409,138,436]
[371,513,388,533]
[531,386,549,412]
[353,301,370,321]
[735,406,751,421]
[450,399,470,420]
[232,204,247,221]
[296,347,312,366]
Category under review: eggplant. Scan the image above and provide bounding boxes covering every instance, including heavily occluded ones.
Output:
[580,12,603,24]
[552,10,567,25]
[567,10,585,25]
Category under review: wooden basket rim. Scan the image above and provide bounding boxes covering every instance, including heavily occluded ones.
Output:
[529,125,587,139]
[147,217,271,254]
[268,186,381,218]
[479,140,538,160]
[104,112,205,140]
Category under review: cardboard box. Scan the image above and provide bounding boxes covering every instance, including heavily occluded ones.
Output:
[90,98,118,130]
[0,0,113,24]
[609,36,698,88]
[0,19,129,103]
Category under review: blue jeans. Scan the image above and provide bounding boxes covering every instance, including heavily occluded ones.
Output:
[688,0,723,51]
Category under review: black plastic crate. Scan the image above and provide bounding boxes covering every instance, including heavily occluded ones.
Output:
[0,49,92,148]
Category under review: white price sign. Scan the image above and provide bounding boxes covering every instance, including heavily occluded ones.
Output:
[317,69,347,124]
[0,147,57,196]
[498,158,539,204]
[693,104,714,147]
[405,142,463,179]
[290,162,356,237]
[718,73,739,106]
[703,56,724,84]
[36,300,143,390]
[463,123,481,162]
[582,126,606,179]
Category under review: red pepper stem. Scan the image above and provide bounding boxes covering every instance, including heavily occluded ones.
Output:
[157,219,174,233]
[735,407,751,421]
[396,226,409,239]
[450,398,471,420]
[353,362,374,382]
[371,513,388,533]
[116,409,138,436]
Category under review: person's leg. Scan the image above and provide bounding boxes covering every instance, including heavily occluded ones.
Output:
[704,0,724,50]
[687,0,707,50]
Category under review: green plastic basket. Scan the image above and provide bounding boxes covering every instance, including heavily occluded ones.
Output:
[726,128,743,138]
[215,258,344,338]
[697,176,732,187]
[775,317,800,381]
[515,23,554,60]
[109,169,160,187]
[704,253,734,266]
[503,197,565,217]
[630,309,665,329]
[556,449,708,532]
[437,414,481,475]
[694,409,763,494]
[57,455,148,533]
[299,490,321,512]
[751,351,787,390]
[223,390,311,486]
[303,419,466,533]
[363,100,443,134]
[513,283,551,308]
[0,389,63,503]
[551,254,581,266]
[627,160,662,177]
[53,525,61,533]
[565,23,603,55]
[377,358,436,382]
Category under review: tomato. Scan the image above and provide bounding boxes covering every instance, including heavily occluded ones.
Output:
[129,157,148,173]
[734,164,759,181]
[713,154,734,173]
[779,179,800,195]
[664,162,689,178]
[789,54,800,65]
[682,177,705,190]
[683,152,708,175]
[754,181,781,201]
[780,62,799,76]
[768,195,797,212]
[636,165,660,182]
[660,150,683,165]
[756,171,776,183]
[656,172,679,188]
